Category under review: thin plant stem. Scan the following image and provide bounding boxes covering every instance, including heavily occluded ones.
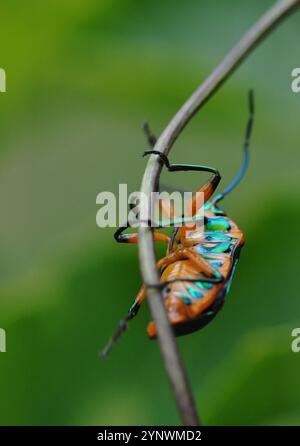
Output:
[138,0,300,426]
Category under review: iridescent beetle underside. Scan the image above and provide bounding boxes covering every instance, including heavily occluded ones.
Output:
[101,91,254,358]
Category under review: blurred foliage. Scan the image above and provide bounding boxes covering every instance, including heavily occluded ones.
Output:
[203,324,300,425]
[0,0,300,425]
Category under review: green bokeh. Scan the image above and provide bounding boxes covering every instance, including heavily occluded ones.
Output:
[0,0,300,425]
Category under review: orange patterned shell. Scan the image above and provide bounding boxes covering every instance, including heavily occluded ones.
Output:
[147,206,244,338]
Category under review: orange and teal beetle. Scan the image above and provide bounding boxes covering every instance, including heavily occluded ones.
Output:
[101,91,254,358]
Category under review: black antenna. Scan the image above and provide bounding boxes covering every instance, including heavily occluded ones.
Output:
[143,121,157,147]
[213,89,254,205]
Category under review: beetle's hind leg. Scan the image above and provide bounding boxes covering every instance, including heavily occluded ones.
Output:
[100,286,145,360]
[100,254,177,359]
[143,150,221,211]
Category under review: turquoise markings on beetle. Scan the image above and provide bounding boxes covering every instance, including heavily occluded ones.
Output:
[198,242,232,254]
[178,294,192,305]
[195,281,213,290]
[187,287,203,299]
[205,217,231,232]
[205,233,232,241]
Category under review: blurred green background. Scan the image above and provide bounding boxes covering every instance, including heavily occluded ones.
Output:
[0,0,300,425]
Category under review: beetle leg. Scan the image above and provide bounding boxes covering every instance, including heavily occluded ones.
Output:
[114,222,170,245]
[143,150,221,215]
[158,198,175,222]
[116,230,170,245]
[100,253,179,359]
[129,252,183,312]
[188,168,220,216]
[181,248,224,282]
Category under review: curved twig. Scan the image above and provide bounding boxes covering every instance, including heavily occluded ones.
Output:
[138,0,300,426]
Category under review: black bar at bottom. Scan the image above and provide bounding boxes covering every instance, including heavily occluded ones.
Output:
[0,426,300,442]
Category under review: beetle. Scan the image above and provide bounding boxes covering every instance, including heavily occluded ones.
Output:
[101,91,254,358]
